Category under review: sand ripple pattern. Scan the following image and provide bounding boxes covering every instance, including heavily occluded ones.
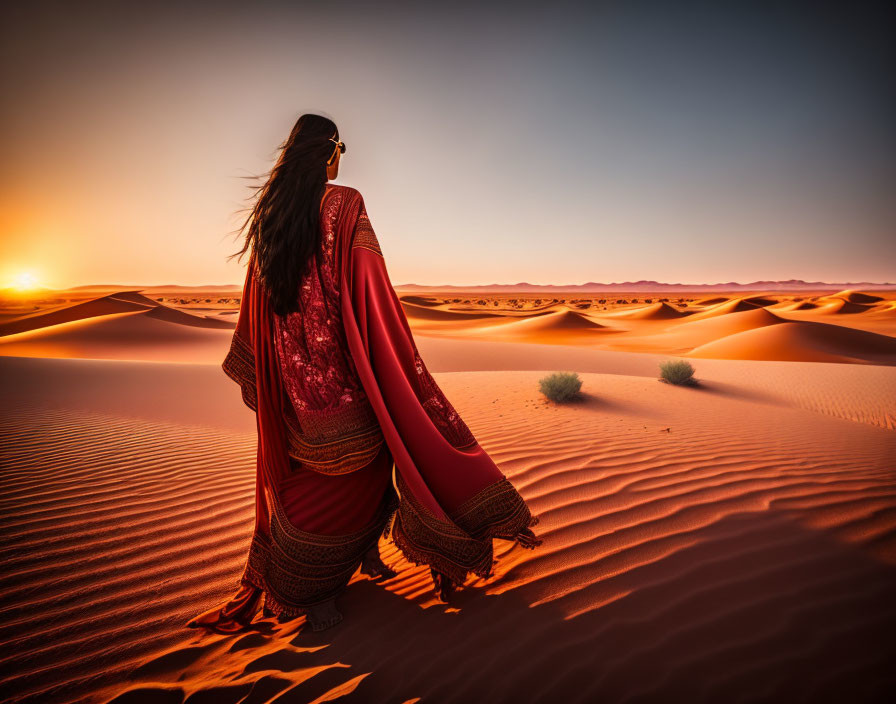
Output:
[0,406,256,704]
[2,371,895,703]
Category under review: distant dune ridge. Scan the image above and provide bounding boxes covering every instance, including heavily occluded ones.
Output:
[396,291,896,365]
[2,288,895,366]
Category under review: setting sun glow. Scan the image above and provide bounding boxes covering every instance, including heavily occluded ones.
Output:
[12,272,39,290]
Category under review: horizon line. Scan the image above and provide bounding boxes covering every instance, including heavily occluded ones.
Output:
[7,278,896,291]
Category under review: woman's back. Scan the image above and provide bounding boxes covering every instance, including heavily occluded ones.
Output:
[272,184,385,475]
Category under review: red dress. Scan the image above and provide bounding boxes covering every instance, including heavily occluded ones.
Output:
[187,184,539,631]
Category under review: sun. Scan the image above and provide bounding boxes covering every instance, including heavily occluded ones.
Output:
[12,271,40,290]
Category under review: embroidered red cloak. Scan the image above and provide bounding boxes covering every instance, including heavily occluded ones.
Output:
[187,184,539,631]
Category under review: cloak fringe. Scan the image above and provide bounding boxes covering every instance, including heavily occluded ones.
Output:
[385,473,541,586]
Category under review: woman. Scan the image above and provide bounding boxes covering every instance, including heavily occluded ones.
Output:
[187,113,541,633]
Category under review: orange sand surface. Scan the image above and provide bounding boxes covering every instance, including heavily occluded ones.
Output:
[1,287,895,702]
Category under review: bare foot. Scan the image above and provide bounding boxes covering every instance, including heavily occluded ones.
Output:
[305,599,343,632]
[360,543,397,580]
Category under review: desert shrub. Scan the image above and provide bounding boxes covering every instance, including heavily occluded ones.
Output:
[538,371,583,402]
[658,359,698,386]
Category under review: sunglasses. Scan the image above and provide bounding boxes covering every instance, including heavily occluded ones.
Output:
[327,137,345,166]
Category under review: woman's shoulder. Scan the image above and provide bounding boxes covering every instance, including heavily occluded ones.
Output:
[325,182,364,203]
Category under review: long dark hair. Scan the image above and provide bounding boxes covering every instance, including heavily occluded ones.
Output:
[231,113,339,316]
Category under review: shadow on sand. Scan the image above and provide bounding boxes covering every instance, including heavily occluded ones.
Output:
[109,510,896,704]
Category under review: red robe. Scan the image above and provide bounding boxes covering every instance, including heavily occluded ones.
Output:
[187,184,539,631]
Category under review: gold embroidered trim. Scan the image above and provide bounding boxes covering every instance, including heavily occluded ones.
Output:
[285,389,381,443]
[281,399,387,475]
[240,488,398,616]
[222,330,257,411]
[222,329,388,475]
[352,212,383,256]
[387,472,537,585]
[451,477,538,541]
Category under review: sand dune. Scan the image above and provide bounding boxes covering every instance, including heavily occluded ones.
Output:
[814,297,874,315]
[867,301,896,317]
[1,357,893,703]
[604,308,785,356]
[670,306,784,336]
[832,289,885,304]
[399,295,443,307]
[0,291,233,339]
[510,308,609,331]
[112,291,235,330]
[592,302,896,365]
[401,301,503,322]
[0,291,235,362]
[0,311,233,363]
[0,293,155,337]
[683,297,765,320]
[770,300,820,311]
[740,295,779,307]
[105,291,168,307]
[467,309,617,344]
[689,320,896,364]
[405,307,617,344]
[601,301,688,320]
[142,304,234,329]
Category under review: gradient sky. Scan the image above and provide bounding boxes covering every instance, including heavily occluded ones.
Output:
[1,0,893,288]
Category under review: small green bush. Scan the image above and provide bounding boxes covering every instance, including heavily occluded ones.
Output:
[538,371,583,402]
[658,359,698,386]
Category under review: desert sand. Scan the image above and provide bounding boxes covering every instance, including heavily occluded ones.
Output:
[1,287,895,703]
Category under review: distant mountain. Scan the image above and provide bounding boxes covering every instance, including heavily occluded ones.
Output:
[392,279,896,292]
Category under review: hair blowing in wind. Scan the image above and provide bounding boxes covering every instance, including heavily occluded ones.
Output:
[232,113,339,316]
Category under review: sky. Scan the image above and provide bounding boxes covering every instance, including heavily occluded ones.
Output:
[1,0,893,288]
